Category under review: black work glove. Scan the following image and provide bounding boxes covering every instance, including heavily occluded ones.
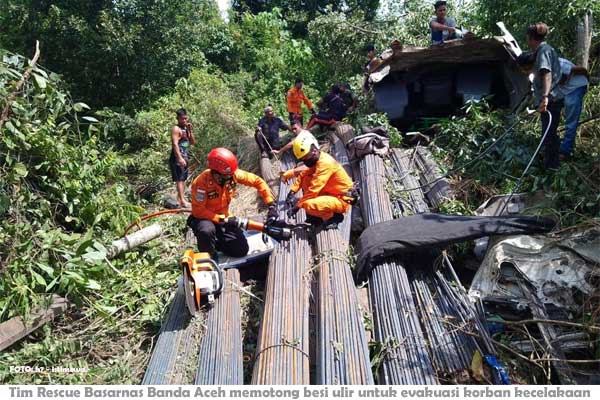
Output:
[285,190,297,210]
[287,206,300,218]
[267,203,278,222]
[222,216,239,228]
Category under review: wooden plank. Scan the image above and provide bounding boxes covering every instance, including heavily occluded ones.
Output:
[0,295,68,351]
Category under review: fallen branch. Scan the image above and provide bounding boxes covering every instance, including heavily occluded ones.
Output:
[0,41,41,133]
[0,294,68,351]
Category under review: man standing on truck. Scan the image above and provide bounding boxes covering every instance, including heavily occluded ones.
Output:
[557,57,589,160]
[170,108,195,208]
[526,22,564,169]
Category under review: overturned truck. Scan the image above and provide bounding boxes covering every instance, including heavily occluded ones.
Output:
[368,26,530,130]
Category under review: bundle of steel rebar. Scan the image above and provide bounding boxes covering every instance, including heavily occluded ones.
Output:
[384,149,495,380]
[251,152,312,384]
[195,268,243,384]
[359,154,438,384]
[313,137,373,384]
[142,230,198,384]
[413,146,453,209]
[412,270,480,381]
[387,148,429,215]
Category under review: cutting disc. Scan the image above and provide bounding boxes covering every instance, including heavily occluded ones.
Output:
[183,266,200,316]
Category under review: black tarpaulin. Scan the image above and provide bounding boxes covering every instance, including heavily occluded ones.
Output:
[355,213,555,281]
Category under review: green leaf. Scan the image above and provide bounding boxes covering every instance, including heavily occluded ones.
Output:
[81,116,99,123]
[98,305,118,315]
[73,102,91,112]
[86,280,101,290]
[31,271,47,287]
[33,72,47,89]
[82,250,106,263]
[13,162,28,178]
[36,262,55,277]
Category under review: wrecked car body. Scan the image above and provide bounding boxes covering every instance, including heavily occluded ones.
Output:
[368,24,530,129]
[469,228,600,383]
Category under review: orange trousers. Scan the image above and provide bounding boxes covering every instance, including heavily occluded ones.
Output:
[300,195,350,220]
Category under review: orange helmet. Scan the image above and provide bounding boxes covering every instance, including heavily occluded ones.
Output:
[207,147,238,175]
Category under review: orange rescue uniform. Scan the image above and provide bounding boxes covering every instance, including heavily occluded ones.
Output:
[291,152,353,220]
[286,87,313,115]
[191,169,274,223]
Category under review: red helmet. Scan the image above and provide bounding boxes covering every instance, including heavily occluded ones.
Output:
[207,147,238,175]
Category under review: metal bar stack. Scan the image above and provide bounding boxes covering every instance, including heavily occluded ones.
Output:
[412,269,482,382]
[383,150,496,381]
[195,268,243,384]
[413,146,453,209]
[359,154,438,384]
[251,152,312,384]
[313,136,373,384]
[387,148,429,215]
[142,230,198,384]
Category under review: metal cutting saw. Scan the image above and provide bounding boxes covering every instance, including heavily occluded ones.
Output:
[181,217,292,315]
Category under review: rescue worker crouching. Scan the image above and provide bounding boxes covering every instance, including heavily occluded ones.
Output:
[188,147,278,258]
[285,135,356,230]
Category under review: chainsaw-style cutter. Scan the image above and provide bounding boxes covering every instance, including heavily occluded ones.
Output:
[181,250,224,315]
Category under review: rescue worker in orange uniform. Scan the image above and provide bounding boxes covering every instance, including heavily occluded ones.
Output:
[285,135,356,229]
[286,78,314,126]
[188,148,278,258]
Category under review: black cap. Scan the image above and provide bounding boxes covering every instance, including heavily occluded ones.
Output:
[295,77,303,84]
[365,44,375,52]
[434,1,447,9]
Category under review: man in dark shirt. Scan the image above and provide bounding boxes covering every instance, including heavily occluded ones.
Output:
[526,22,564,169]
[306,84,349,129]
[255,106,291,158]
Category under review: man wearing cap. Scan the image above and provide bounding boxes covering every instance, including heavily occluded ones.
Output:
[286,78,314,126]
[255,106,291,159]
[429,1,461,45]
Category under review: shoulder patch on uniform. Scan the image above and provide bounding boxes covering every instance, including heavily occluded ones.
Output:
[195,189,206,202]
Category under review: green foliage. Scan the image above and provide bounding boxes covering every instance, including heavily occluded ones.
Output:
[469,0,599,61]
[232,1,381,36]
[0,50,143,320]
[354,112,403,146]
[0,0,228,109]
[431,98,600,225]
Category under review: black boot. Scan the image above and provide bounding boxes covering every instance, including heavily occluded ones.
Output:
[305,215,323,226]
[322,213,344,230]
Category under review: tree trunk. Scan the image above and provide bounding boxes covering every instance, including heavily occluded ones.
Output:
[576,12,593,68]
[108,223,163,259]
